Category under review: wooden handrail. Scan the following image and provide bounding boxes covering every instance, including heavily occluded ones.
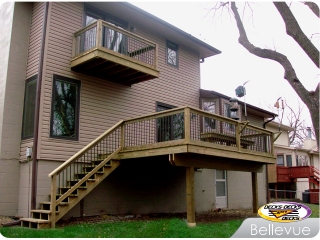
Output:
[48,120,124,177]
[73,20,99,37]
[55,148,121,206]
[100,21,157,47]
[124,106,186,124]
[74,19,157,49]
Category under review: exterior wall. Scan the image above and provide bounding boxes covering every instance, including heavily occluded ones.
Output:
[227,167,267,209]
[19,2,47,161]
[18,2,45,217]
[0,2,32,216]
[266,123,291,146]
[194,169,216,212]
[19,1,201,163]
[18,2,202,217]
[0,2,13,157]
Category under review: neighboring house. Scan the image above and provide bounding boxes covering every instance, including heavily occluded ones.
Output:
[266,122,319,203]
[0,2,276,229]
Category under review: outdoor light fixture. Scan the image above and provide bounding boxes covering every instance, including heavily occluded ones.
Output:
[229,97,239,120]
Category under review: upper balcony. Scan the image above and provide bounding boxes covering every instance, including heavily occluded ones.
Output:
[71,20,159,86]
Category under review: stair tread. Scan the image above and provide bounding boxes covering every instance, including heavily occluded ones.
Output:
[60,186,87,189]
[31,210,51,214]
[68,179,96,182]
[41,201,69,205]
[20,218,50,223]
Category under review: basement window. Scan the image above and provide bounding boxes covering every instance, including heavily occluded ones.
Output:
[50,75,80,140]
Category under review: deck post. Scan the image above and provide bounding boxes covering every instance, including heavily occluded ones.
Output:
[236,122,241,151]
[96,20,102,47]
[120,123,125,150]
[186,166,196,227]
[50,175,57,228]
[251,172,258,213]
[184,107,191,143]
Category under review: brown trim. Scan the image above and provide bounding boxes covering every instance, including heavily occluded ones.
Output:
[31,2,49,210]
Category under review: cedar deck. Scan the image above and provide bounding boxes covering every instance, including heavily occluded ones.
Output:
[21,106,277,228]
[70,20,159,86]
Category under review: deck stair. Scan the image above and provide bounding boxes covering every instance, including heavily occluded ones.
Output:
[20,121,123,229]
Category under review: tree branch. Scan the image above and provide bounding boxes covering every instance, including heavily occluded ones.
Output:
[303,2,320,18]
[273,2,319,68]
[230,1,319,145]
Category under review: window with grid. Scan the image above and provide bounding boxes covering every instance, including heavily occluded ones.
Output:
[166,40,178,67]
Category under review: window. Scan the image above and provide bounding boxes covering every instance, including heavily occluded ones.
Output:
[83,5,128,54]
[277,155,284,166]
[50,75,80,140]
[203,100,216,130]
[166,40,178,67]
[286,155,292,167]
[21,75,37,139]
[156,102,183,142]
[296,155,308,166]
[215,170,226,197]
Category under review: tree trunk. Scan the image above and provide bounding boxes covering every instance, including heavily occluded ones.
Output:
[230,2,319,146]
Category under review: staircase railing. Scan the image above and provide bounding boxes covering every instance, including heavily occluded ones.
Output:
[48,120,123,227]
[310,166,320,181]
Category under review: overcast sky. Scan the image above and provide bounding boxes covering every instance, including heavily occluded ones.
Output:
[131,1,319,128]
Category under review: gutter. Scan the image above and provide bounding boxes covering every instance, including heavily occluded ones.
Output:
[31,2,49,210]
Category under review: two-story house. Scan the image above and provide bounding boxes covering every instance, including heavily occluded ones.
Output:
[266,122,319,203]
[0,2,276,229]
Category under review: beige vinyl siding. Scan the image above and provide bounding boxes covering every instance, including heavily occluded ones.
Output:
[25,2,44,78]
[32,2,200,161]
[244,112,264,128]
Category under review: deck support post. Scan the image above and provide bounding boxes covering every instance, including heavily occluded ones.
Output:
[50,175,57,228]
[186,166,196,227]
[251,172,258,213]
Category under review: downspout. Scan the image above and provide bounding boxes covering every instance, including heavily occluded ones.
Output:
[263,114,276,129]
[263,114,276,204]
[31,2,49,210]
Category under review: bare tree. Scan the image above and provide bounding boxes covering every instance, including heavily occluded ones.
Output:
[226,2,319,146]
[272,98,315,147]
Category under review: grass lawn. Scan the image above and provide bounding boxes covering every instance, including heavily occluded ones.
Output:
[0,218,243,238]
[1,203,318,238]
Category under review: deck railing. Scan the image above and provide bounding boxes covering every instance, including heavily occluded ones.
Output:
[289,166,320,179]
[72,19,158,68]
[48,106,274,226]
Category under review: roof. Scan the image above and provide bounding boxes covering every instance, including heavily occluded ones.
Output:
[200,89,277,119]
[87,2,222,59]
[268,121,294,131]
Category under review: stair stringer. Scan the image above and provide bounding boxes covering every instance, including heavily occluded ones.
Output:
[20,149,122,229]
[55,159,121,223]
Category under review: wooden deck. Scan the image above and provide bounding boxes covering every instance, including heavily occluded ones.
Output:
[70,20,159,85]
[22,106,277,228]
